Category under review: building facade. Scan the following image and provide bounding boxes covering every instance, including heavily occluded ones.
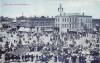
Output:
[55,4,92,33]
[16,16,55,32]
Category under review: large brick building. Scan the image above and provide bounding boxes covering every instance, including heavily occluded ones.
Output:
[55,4,92,33]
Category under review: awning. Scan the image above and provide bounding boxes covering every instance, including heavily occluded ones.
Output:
[18,27,30,32]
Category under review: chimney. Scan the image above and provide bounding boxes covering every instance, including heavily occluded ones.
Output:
[82,12,85,16]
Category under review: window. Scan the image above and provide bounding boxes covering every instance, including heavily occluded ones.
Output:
[56,18,57,22]
[73,17,75,22]
[62,18,64,22]
[67,24,69,28]
[58,18,59,22]
[70,18,71,22]
[65,18,66,22]
[58,24,60,27]
[56,24,57,27]
[65,24,67,27]
[69,24,71,28]
[62,24,64,27]
[67,18,69,22]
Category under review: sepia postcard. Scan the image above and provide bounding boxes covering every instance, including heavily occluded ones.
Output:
[0,0,100,63]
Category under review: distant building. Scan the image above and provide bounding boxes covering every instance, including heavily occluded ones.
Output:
[55,4,92,33]
[92,19,100,31]
[16,16,55,32]
[0,16,14,28]
[0,16,13,24]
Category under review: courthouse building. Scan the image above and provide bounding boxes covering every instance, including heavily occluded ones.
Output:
[55,4,92,33]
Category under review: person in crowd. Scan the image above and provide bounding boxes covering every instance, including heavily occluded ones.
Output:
[71,54,77,63]
[79,54,86,63]
[31,54,34,62]
[22,54,25,61]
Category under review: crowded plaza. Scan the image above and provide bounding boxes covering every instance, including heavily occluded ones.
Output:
[0,23,100,63]
[0,2,100,63]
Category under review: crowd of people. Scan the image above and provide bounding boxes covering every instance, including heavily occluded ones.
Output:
[0,27,100,63]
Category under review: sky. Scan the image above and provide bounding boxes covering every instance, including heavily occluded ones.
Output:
[0,0,100,18]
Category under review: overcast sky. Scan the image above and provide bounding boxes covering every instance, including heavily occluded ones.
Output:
[0,0,100,18]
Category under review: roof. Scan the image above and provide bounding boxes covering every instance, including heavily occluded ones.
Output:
[16,16,55,21]
[92,19,100,22]
[56,15,92,17]
[56,13,92,17]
